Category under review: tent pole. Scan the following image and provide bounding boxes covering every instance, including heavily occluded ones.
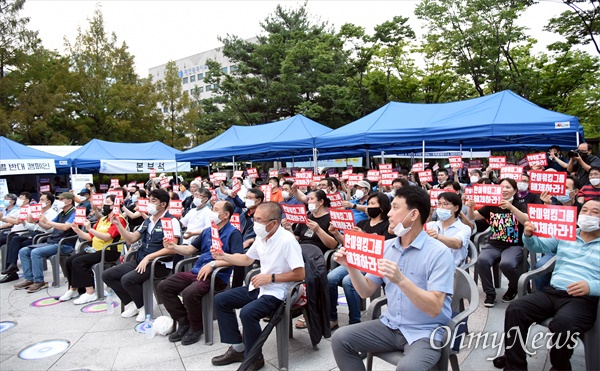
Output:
[422,141,425,166]
[313,148,318,175]
[576,132,580,146]
[232,156,235,171]
[381,151,385,164]
[365,148,370,170]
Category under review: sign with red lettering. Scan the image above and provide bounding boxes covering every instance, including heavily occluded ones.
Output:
[417,170,433,183]
[347,173,364,187]
[500,166,524,182]
[313,174,325,183]
[269,170,279,178]
[210,189,218,201]
[411,162,425,172]
[210,221,223,253]
[110,178,120,188]
[526,153,548,167]
[210,172,227,183]
[379,164,392,173]
[112,197,121,215]
[260,184,272,202]
[326,193,343,208]
[433,163,440,172]
[233,170,244,179]
[464,186,474,202]
[231,213,241,232]
[18,206,29,222]
[329,173,339,179]
[75,207,87,225]
[281,204,308,224]
[231,181,242,195]
[367,170,380,182]
[149,168,156,179]
[161,218,175,242]
[527,204,577,241]
[137,198,148,213]
[30,204,42,221]
[172,184,180,192]
[246,168,258,178]
[381,171,396,187]
[40,185,50,192]
[169,200,183,218]
[137,183,145,189]
[160,178,169,189]
[295,171,313,187]
[489,156,506,170]
[92,194,104,207]
[429,189,446,208]
[342,169,353,180]
[529,171,567,196]
[473,184,503,206]
[329,209,355,231]
[343,230,385,277]
[449,156,463,169]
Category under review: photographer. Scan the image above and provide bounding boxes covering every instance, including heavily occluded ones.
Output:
[566,142,600,186]
[546,145,568,172]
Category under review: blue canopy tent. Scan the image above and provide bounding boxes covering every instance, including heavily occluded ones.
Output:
[314,91,583,158]
[68,139,200,174]
[0,136,71,176]
[177,114,335,167]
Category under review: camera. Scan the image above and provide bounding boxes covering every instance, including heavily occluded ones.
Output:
[568,149,581,158]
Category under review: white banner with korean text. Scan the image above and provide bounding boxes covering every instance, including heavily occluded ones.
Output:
[0,159,56,176]
[99,160,191,174]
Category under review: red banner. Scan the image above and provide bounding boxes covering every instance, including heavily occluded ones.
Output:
[269,170,279,178]
[343,230,385,277]
[526,152,548,167]
[381,171,397,187]
[75,207,87,225]
[18,206,29,222]
[449,156,463,169]
[137,198,148,213]
[527,204,577,241]
[347,173,364,187]
[210,189,218,201]
[281,204,308,224]
[489,156,506,170]
[169,200,183,218]
[210,172,227,182]
[529,171,567,195]
[367,170,381,182]
[342,169,353,180]
[329,209,356,231]
[246,168,258,178]
[295,171,313,187]
[110,178,120,188]
[473,184,503,206]
[149,169,156,179]
[137,182,145,189]
[30,204,42,221]
[172,184,180,192]
[379,164,392,173]
[260,184,272,202]
[160,178,170,189]
[464,186,474,202]
[112,197,121,215]
[231,181,242,195]
[500,166,524,182]
[327,193,343,208]
[411,162,425,172]
[210,221,223,253]
[417,170,433,183]
[313,174,325,183]
[231,213,241,231]
[161,218,175,242]
[429,188,446,208]
[91,194,104,207]
[233,170,244,179]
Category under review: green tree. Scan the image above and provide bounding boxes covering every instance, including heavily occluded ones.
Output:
[544,0,599,55]
[0,0,39,78]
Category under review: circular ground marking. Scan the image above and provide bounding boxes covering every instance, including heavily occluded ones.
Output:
[81,301,118,314]
[18,339,70,360]
[0,321,16,333]
[338,294,347,306]
[30,297,61,307]
[134,321,153,334]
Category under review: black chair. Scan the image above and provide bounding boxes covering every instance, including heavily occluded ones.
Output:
[0,230,31,271]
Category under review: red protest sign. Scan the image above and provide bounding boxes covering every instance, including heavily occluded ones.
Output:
[417,170,433,183]
[40,185,50,192]
[529,171,567,196]
[169,200,183,218]
[449,156,463,169]
[500,166,524,182]
[329,173,339,179]
[429,188,446,208]
[92,194,104,207]
[295,171,313,187]
[137,198,148,213]
[246,168,258,178]
[172,184,180,192]
[160,178,170,189]
[233,170,244,178]
[149,169,156,179]
[489,156,506,170]
[379,164,392,173]
[313,174,325,183]
[329,209,355,231]
[464,186,474,202]
[18,206,29,221]
[269,170,279,178]
[527,204,577,241]
[326,193,343,208]
[342,169,353,180]
[231,181,242,195]
[210,189,218,201]
[30,204,42,221]
[526,152,548,167]
[367,170,381,182]
[137,182,145,189]
[112,197,121,215]
[411,162,425,172]
[210,221,223,253]
[75,207,87,225]
[281,204,308,224]
[161,218,175,242]
[260,184,272,202]
[381,171,397,187]
[473,184,503,206]
[343,230,385,277]
[210,172,227,183]
[110,178,120,188]
[231,213,241,231]
[347,173,364,187]
[433,163,440,172]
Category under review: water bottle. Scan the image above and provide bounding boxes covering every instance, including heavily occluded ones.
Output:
[144,314,154,339]
[105,292,114,314]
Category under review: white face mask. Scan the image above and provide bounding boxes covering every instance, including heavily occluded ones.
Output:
[41,202,47,208]
[517,182,529,192]
[80,195,88,201]
[16,199,24,207]
[253,221,271,239]
[470,176,479,184]
[193,197,203,207]
[437,208,452,221]
[591,178,600,186]
[393,210,415,237]
[147,203,158,216]
[578,214,600,232]
[54,200,65,210]
[353,190,365,200]
[555,191,572,204]
[208,210,222,224]
[245,199,255,208]
[308,203,317,212]
[281,191,290,200]
[131,195,138,203]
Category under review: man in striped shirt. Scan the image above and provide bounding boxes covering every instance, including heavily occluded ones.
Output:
[577,166,600,203]
[502,198,600,370]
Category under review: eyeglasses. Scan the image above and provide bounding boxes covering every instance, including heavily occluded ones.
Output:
[438,202,452,208]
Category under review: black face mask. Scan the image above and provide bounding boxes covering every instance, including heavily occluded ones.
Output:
[102,205,112,216]
[367,207,382,219]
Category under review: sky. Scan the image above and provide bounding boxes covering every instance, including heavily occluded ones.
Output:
[21,0,578,77]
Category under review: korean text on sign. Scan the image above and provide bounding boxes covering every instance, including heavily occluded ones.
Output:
[75,207,87,225]
[269,170,279,178]
[18,206,29,222]
[429,189,445,208]
[488,156,506,170]
[137,198,148,213]
[381,171,397,187]
[30,204,42,221]
[281,204,308,224]
[330,209,355,231]
[169,200,183,218]
[464,186,474,201]
[529,171,567,196]
[449,156,463,169]
[343,230,385,277]
[342,169,353,180]
[473,184,503,206]
[417,170,433,183]
[295,171,313,187]
[210,221,223,253]
[526,152,548,167]
[326,193,343,208]
[500,166,524,182]
[527,204,577,241]
[379,164,392,173]
[411,162,425,172]
[92,194,104,207]
[260,184,272,202]
[161,218,175,242]
[246,168,259,178]
[367,170,380,182]
[231,213,241,232]
[347,173,364,187]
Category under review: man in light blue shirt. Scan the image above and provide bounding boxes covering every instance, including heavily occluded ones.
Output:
[502,198,600,370]
[332,186,455,371]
